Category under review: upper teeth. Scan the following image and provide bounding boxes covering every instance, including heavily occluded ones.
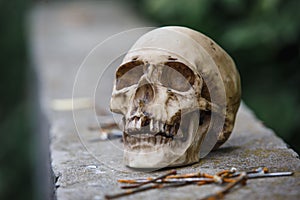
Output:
[125,117,179,137]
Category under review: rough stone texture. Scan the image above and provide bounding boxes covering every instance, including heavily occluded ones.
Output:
[29,1,300,200]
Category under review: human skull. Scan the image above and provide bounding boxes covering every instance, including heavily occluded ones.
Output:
[110,26,241,169]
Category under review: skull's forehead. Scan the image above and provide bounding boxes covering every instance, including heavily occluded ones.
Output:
[121,27,227,107]
[121,27,216,75]
[122,49,194,73]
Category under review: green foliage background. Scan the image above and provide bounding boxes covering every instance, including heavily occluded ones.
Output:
[133,0,300,152]
[0,0,33,199]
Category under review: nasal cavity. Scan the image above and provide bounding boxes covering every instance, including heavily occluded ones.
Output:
[134,83,154,105]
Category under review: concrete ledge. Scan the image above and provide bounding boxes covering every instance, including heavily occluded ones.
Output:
[29,1,300,199]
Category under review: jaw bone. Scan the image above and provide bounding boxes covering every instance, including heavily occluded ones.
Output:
[123,111,200,169]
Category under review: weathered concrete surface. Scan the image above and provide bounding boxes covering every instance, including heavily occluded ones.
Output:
[29,1,300,200]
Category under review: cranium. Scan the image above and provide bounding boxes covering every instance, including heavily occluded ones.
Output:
[110,26,241,169]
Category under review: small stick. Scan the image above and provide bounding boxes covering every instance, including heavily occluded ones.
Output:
[228,167,264,178]
[197,181,210,186]
[247,171,293,179]
[248,167,269,174]
[105,184,162,200]
[119,177,233,185]
[151,178,215,184]
[229,167,292,179]
[118,178,155,184]
[117,179,140,184]
[199,172,247,200]
[118,174,236,185]
[167,172,216,179]
[121,170,177,189]
[118,171,214,185]
[166,172,202,179]
[223,178,236,183]
[106,181,193,199]
[216,169,231,176]
[215,167,237,179]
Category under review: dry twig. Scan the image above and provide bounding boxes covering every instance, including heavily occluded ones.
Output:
[121,170,176,189]
[199,172,247,200]
[104,167,293,200]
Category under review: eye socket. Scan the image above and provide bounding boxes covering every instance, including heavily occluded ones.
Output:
[161,62,195,92]
[116,61,144,90]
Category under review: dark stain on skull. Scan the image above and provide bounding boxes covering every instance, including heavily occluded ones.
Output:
[199,110,211,126]
[201,79,211,102]
[134,83,154,105]
[169,110,181,125]
[131,56,138,61]
[165,90,179,109]
[141,116,150,127]
[210,41,216,51]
